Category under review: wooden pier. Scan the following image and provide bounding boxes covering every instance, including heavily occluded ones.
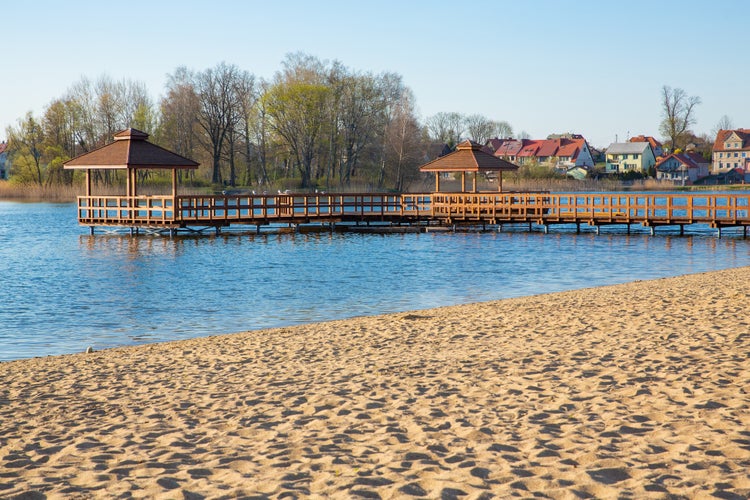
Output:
[64,129,750,238]
[73,191,750,237]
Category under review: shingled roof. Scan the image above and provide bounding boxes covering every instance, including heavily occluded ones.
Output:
[419,140,518,173]
[64,128,199,170]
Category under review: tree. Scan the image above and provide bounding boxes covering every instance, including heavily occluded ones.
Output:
[659,85,701,152]
[383,89,424,191]
[464,114,515,145]
[425,112,464,148]
[711,115,734,138]
[159,66,201,182]
[195,62,243,184]
[7,112,45,185]
[232,70,258,186]
[496,121,513,139]
[264,80,330,188]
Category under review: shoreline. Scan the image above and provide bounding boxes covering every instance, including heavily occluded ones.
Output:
[1,268,749,498]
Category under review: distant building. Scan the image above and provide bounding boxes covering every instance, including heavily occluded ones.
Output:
[711,129,750,175]
[0,141,8,180]
[487,135,595,171]
[629,135,664,157]
[605,142,656,174]
[655,152,710,185]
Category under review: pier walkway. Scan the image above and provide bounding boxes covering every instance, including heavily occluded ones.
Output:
[75,191,750,237]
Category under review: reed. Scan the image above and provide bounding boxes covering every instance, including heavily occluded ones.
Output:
[0,182,82,202]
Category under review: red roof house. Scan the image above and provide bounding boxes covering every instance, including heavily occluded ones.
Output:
[487,136,594,170]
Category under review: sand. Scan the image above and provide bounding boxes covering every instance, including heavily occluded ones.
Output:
[1,268,749,499]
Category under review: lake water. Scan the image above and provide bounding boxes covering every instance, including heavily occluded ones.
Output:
[1,200,749,361]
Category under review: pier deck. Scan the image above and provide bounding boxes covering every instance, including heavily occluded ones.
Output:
[75,192,750,236]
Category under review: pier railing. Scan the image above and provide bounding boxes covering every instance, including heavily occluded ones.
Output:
[75,193,433,226]
[75,192,750,231]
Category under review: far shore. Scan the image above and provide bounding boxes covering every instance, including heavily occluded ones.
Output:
[3,178,750,204]
[1,268,749,498]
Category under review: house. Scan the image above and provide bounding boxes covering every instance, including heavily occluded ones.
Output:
[488,134,595,171]
[0,141,8,180]
[629,135,664,157]
[711,129,750,176]
[605,142,656,174]
[655,152,710,185]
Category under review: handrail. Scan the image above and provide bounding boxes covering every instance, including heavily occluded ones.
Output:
[74,192,750,229]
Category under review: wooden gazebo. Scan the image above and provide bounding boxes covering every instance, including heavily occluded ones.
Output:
[419,140,518,192]
[64,128,199,198]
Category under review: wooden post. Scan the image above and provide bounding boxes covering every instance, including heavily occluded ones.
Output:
[498,172,503,193]
[435,173,440,192]
[461,172,466,192]
[472,172,477,193]
[85,170,91,197]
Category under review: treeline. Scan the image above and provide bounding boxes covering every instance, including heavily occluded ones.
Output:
[4,53,517,193]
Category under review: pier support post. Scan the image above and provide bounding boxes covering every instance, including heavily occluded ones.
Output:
[169,228,176,238]
[543,224,549,234]
[576,222,580,234]
[626,224,630,235]
[717,227,722,239]
[744,226,748,239]
[650,227,655,236]
[679,225,684,236]
[215,226,221,236]
[89,226,95,236]
[256,224,261,234]
[595,226,600,235]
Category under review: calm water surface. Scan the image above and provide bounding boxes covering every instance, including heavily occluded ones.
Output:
[1,201,749,361]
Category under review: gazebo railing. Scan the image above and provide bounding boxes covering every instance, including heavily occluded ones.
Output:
[76,196,176,225]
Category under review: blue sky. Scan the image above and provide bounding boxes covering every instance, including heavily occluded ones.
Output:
[2,0,747,148]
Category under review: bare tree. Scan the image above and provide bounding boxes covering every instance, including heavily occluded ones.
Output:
[464,114,501,145]
[159,67,200,165]
[711,115,734,138]
[195,62,243,184]
[425,112,464,148]
[384,89,424,191]
[496,120,513,139]
[659,85,701,152]
[232,70,257,186]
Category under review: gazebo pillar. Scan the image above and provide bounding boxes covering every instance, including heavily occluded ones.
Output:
[461,172,466,192]
[172,168,178,198]
[85,170,91,197]
[472,172,477,193]
[434,173,441,192]
[499,172,503,192]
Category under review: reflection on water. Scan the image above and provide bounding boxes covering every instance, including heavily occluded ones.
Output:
[1,201,749,361]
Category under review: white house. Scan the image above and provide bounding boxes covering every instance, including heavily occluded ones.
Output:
[655,152,710,185]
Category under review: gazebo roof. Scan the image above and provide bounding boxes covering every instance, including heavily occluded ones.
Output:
[419,140,519,173]
[64,128,200,170]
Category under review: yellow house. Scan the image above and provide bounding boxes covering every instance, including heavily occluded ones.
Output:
[605,142,656,173]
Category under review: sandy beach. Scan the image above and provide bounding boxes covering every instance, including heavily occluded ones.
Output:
[1,268,749,499]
